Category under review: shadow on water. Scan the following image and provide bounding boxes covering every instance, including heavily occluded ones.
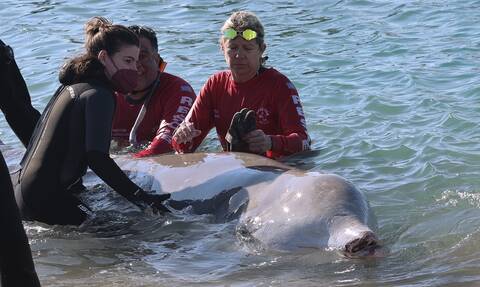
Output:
[28,0,57,14]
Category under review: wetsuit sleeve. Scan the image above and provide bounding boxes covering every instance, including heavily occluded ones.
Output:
[0,43,41,147]
[84,89,113,153]
[135,81,196,157]
[86,151,141,201]
[172,78,215,153]
[84,90,142,200]
[267,79,311,158]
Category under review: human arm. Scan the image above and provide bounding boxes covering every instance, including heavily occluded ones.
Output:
[172,78,216,153]
[86,151,170,213]
[268,80,310,158]
[134,81,196,157]
[85,90,169,213]
[0,41,41,147]
[251,77,310,158]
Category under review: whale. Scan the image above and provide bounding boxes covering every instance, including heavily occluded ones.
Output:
[114,152,381,257]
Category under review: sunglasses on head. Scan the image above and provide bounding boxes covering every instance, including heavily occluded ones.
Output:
[223,28,258,41]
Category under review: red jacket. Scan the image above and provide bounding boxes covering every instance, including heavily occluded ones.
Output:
[172,68,310,158]
[112,72,196,157]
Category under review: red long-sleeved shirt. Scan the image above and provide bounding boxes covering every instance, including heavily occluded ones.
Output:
[112,72,196,157]
[172,68,310,158]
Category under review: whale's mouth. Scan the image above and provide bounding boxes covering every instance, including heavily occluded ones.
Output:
[343,231,384,258]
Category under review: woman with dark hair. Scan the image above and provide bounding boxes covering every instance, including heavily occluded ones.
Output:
[14,17,169,226]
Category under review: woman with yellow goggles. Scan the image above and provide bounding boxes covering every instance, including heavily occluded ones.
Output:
[173,11,311,159]
[223,28,258,41]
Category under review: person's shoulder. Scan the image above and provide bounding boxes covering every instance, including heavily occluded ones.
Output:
[69,81,108,94]
[263,68,297,90]
[72,81,113,103]
[161,72,190,85]
[158,72,195,95]
[197,70,230,91]
[207,70,231,82]
[264,67,290,81]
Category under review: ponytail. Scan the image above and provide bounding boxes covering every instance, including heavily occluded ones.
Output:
[59,16,139,85]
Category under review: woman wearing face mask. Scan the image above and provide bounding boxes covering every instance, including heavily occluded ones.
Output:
[172,11,311,159]
[14,17,170,226]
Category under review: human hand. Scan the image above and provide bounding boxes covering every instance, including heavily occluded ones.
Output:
[243,129,272,154]
[133,189,171,215]
[225,108,256,152]
[173,121,201,144]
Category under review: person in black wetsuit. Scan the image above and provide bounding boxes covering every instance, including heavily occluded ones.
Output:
[0,40,41,286]
[0,39,41,147]
[0,151,41,287]
[13,16,170,226]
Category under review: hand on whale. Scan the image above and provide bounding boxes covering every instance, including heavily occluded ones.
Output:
[173,121,201,145]
[130,189,171,215]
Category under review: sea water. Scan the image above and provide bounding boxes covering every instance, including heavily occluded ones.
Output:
[1,1,480,286]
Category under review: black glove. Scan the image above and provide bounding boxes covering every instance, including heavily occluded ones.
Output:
[132,189,171,215]
[225,108,256,152]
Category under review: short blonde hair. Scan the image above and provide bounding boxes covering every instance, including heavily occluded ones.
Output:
[220,11,265,47]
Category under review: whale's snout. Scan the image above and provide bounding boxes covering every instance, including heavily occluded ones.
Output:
[343,231,385,258]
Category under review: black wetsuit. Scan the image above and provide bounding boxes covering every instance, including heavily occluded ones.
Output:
[14,78,146,225]
[0,40,40,147]
[0,40,41,287]
[0,151,41,287]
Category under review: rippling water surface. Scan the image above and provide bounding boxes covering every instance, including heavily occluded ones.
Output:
[1,0,480,286]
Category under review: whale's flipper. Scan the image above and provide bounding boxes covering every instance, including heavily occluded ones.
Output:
[167,186,249,223]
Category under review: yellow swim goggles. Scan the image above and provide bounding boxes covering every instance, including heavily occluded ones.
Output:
[223,28,258,41]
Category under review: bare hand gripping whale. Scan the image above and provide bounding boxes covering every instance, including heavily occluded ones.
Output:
[114,152,382,257]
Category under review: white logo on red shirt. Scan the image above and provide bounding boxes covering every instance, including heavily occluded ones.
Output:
[180,96,193,106]
[256,108,270,125]
[180,84,193,93]
[166,96,194,130]
[286,81,296,90]
[302,139,310,151]
[292,95,307,130]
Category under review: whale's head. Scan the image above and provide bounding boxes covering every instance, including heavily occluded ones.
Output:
[237,173,383,256]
